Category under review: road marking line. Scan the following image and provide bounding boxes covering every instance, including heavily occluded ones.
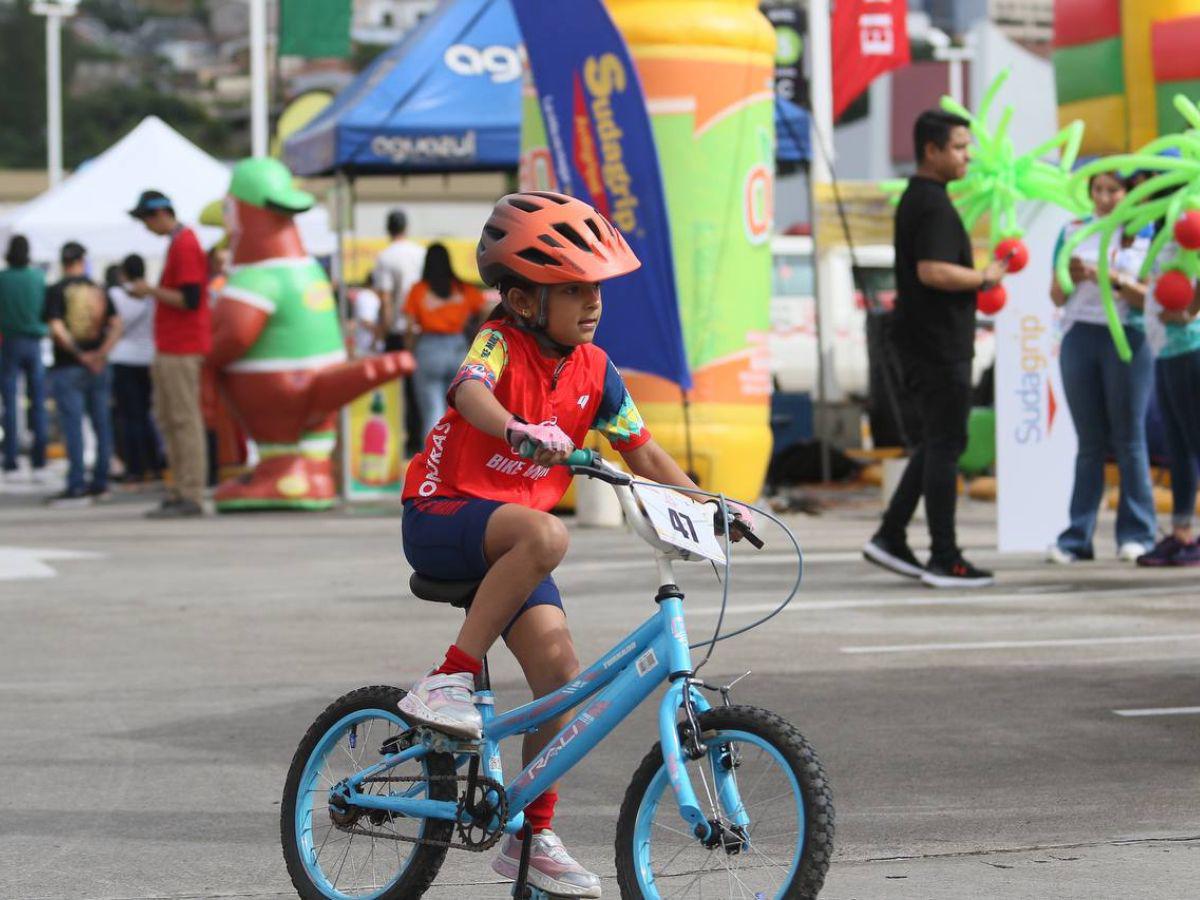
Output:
[689,583,1192,616]
[842,634,1200,654]
[0,546,104,581]
[1112,706,1200,718]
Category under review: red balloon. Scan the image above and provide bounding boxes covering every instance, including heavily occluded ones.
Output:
[977,284,1007,315]
[1156,269,1195,311]
[1173,211,1200,251]
[995,238,1029,273]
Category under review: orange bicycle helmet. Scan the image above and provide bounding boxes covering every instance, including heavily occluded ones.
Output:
[476,191,641,287]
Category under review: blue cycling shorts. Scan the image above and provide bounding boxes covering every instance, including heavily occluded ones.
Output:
[401,497,563,637]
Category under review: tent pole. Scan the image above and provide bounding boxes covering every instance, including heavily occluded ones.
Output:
[335,169,350,502]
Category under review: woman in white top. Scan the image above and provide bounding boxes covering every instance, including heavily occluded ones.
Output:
[107,254,163,482]
[1047,172,1157,563]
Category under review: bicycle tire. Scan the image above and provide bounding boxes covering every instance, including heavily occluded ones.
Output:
[280,685,456,900]
[614,705,834,900]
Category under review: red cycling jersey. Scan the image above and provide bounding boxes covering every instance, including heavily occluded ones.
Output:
[402,319,651,510]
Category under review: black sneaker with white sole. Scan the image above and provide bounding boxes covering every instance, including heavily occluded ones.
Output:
[921,555,994,588]
[862,532,924,578]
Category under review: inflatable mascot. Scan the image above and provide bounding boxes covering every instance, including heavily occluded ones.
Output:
[208,157,414,510]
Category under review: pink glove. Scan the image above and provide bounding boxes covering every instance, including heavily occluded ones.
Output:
[505,417,575,456]
[710,498,757,538]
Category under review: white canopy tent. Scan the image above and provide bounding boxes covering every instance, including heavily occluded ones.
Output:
[0,116,337,268]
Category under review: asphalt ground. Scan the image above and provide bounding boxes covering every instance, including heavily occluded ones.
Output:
[1,473,1197,899]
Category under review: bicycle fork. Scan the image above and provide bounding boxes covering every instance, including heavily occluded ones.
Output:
[655,594,751,845]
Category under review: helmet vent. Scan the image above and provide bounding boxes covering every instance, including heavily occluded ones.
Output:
[527,191,571,204]
[507,197,543,213]
[551,222,591,252]
[516,247,561,266]
[583,217,604,242]
[483,225,506,241]
[538,234,564,248]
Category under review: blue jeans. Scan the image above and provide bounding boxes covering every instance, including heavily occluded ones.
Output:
[1,334,48,471]
[1057,323,1157,555]
[112,363,162,479]
[412,332,468,441]
[1155,350,1200,530]
[52,364,113,494]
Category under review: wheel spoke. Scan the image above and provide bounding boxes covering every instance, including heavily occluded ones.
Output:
[630,723,819,899]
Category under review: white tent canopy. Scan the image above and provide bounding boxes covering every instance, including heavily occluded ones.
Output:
[0,116,336,267]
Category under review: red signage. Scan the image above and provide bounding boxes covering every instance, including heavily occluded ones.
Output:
[832,0,911,121]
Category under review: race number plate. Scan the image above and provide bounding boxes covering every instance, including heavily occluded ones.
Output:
[632,485,727,564]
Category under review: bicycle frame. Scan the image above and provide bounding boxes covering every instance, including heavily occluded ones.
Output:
[339,461,743,843]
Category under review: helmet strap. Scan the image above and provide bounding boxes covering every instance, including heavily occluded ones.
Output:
[509,284,575,357]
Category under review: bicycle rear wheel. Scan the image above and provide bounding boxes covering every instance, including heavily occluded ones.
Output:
[281,685,456,900]
[614,705,833,899]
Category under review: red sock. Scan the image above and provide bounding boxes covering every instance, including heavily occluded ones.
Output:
[524,790,558,834]
[434,644,482,677]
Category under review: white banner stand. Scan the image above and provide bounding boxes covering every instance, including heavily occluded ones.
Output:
[994,203,1078,552]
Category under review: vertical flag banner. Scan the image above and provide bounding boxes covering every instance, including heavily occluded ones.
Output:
[519,0,777,499]
[510,0,690,391]
[832,0,910,121]
[280,0,352,59]
[762,0,809,108]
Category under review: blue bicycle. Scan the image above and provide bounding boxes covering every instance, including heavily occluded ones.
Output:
[281,451,834,899]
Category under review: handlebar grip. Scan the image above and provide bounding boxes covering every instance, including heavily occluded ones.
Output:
[518,440,596,468]
[731,517,766,549]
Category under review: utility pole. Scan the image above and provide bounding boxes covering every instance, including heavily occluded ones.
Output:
[32,0,80,188]
[249,0,269,157]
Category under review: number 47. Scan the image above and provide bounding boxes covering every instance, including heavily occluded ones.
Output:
[668,508,699,543]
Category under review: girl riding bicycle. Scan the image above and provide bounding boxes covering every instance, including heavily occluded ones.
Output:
[397,191,751,897]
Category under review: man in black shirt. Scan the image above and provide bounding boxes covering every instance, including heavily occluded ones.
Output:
[43,241,123,507]
[863,110,1008,588]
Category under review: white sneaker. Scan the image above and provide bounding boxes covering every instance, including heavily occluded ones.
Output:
[1118,542,1150,562]
[492,829,602,898]
[397,671,482,739]
[1045,544,1076,565]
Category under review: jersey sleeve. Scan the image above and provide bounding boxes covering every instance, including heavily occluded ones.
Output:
[448,326,509,403]
[592,358,651,452]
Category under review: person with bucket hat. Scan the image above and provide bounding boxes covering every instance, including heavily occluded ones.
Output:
[206,157,414,510]
[128,188,210,517]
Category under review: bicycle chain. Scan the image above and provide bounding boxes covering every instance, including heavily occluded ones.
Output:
[335,772,508,852]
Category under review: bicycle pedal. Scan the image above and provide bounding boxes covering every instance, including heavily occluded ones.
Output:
[414,726,482,754]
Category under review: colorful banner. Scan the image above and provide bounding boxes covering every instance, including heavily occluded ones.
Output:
[509,0,691,390]
[832,0,910,121]
[519,0,775,499]
[342,380,405,500]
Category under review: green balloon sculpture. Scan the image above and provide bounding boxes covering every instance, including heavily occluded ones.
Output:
[1055,93,1200,362]
[885,70,1089,312]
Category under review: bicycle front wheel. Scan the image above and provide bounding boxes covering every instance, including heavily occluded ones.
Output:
[280,685,457,900]
[614,705,833,900]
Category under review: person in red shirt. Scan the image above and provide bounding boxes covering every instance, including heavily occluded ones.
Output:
[398,191,754,898]
[128,190,210,518]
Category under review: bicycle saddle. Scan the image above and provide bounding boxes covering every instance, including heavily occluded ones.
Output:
[409,573,481,609]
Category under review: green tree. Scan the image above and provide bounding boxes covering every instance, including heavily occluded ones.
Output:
[0,1,240,169]
[0,0,50,168]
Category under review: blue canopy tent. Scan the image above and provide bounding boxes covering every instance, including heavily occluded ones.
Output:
[283,0,811,177]
[285,0,521,175]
